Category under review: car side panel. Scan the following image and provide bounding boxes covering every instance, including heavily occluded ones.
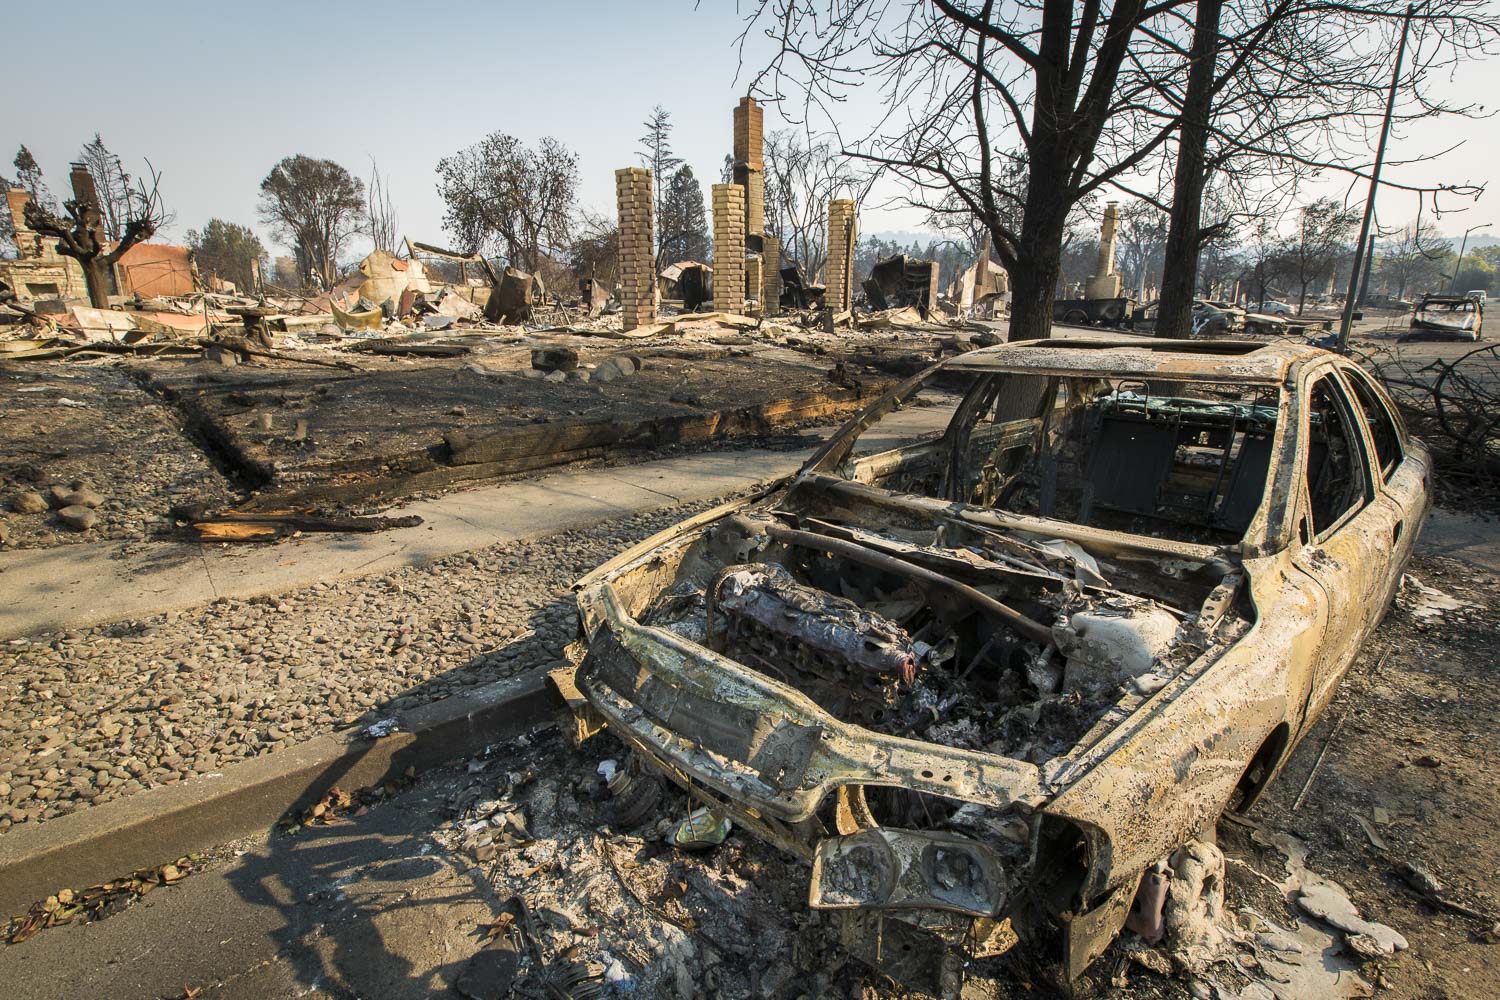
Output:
[1042,556,1324,903]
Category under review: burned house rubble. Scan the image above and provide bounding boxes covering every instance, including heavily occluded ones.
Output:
[4,68,1492,1000]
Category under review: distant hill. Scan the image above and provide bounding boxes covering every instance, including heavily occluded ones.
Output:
[1443,233,1500,252]
[863,229,967,248]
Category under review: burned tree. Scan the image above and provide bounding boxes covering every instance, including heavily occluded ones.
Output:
[1377,221,1452,302]
[743,0,1204,341]
[1145,0,1495,339]
[12,146,53,212]
[1279,198,1359,313]
[436,134,578,275]
[762,130,859,284]
[77,134,135,243]
[22,161,166,308]
[363,158,400,256]
[257,155,365,290]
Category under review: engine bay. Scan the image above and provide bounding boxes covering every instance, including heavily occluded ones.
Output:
[636,502,1247,770]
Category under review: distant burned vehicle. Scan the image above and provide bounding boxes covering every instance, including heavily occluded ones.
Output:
[555,338,1429,994]
[1405,292,1484,341]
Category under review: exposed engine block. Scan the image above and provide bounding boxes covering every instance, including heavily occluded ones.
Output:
[710,563,917,726]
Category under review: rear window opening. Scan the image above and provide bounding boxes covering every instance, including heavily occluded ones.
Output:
[831,370,1281,546]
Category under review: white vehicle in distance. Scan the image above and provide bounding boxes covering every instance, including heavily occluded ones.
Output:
[1257,300,1295,316]
[1467,290,1488,304]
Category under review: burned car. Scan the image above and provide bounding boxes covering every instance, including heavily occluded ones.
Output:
[553,337,1429,994]
[1405,292,1484,341]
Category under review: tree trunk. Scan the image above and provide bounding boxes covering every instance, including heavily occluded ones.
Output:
[1006,253,1060,343]
[1156,0,1221,339]
[82,257,112,308]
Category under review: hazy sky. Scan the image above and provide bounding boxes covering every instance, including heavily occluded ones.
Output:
[4,0,1496,260]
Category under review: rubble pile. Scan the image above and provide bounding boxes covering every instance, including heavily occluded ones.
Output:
[428,728,860,998]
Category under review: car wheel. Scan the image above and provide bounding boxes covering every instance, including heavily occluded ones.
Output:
[1063,309,1089,325]
[1226,724,1290,814]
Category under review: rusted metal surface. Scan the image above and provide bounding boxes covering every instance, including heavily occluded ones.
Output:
[562,335,1431,992]
[944,337,1311,384]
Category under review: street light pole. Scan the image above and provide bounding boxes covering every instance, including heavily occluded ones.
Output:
[1447,222,1491,292]
[1337,3,1415,354]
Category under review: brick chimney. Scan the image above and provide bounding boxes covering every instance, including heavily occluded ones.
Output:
[6,186,38,259]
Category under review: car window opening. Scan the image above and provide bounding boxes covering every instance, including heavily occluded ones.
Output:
[1305,375,1369,537]
[834,370,1281,547]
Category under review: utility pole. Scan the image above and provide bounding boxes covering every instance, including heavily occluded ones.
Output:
[1358,234,1376,306]
[1447,222,1491,292]
[1337,3,1414,354]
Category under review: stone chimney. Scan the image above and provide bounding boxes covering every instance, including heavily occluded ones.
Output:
[732,97,765,237]
[1085,202,1123,300]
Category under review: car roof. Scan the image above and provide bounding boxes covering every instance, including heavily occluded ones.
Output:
[946,336,1326,384]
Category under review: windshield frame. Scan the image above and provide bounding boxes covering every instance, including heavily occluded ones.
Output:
[799,358,1294,556]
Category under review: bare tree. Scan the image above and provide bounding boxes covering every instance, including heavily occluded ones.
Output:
[762,129,860,280]
[0,172,14,259]
[436,134,578,274]
[23,161,167,307]
[257,155,365,289]
[1144,0,1496,338]
[743,0,1207,341]
[1279,198,1359,313]
[1377,221,1452,301]
[1239,217,1281,306]
[638,106,683,272]
[363,157,400,255]
[1114,201,1169,297]
[77,134,135,242]
[569,208,620,288]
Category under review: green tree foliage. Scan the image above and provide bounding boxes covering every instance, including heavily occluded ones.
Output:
[659,166,710,265]
[187,219,268,293]
[1451,253,1497,295]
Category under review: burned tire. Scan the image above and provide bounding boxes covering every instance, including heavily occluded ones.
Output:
[1063,309,1089,325]
[1100,303,1124,323]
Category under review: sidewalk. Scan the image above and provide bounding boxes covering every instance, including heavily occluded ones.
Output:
[0,447,800,640]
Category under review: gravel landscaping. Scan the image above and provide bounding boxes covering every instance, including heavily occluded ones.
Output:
[0,494,737,832]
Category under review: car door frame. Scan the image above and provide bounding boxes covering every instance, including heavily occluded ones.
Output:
[1284,359,1395,734]
[1333,360,1431,612]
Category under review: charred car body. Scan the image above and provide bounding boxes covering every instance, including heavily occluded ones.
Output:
[1405,292,1484,341]
[554,337,1429,994]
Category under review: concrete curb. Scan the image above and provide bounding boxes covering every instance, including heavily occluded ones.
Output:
[0,668,561,918]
